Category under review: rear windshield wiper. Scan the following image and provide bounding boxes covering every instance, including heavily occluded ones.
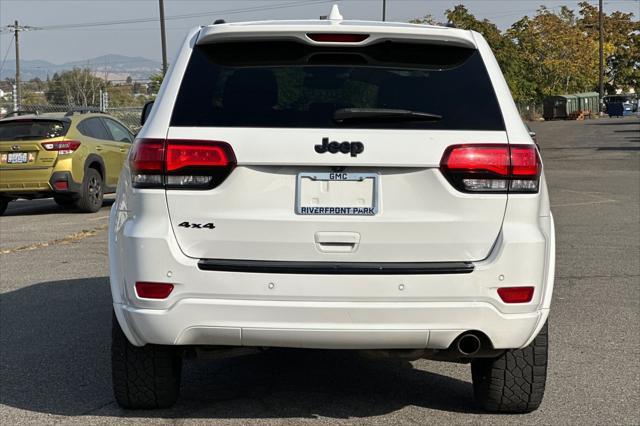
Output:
[333,108,442,124]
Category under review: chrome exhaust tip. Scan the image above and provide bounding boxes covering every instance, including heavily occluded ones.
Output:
[457,333,481,356]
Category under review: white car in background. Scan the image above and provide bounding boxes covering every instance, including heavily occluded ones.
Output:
[109,5,554,412]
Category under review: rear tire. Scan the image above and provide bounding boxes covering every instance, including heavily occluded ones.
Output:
[0,197,9,216]
[471,321,548,413]
[75,168,103,213]
[111,312,182,409]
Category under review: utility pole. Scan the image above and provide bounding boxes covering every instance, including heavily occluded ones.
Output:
[14,20,20,109]
[159,0,168,75]
[382,0,386,22]
[4,21,40,111]
[598,0,604,112]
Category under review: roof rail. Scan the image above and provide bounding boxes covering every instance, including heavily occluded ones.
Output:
[6,110,39,117]
[64,107,104,117]
[213,19,226,24]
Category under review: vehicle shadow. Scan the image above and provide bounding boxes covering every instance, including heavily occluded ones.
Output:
[584,120,639,126]
[2,198,114,217]
[596,147,640,151]
[0,277,483,420]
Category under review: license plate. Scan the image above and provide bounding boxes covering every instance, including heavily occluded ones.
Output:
[7,152,28,164]
[296,172,379,216]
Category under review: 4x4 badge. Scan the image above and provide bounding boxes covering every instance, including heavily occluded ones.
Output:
[178,221,215,229]
[315,138,364,157]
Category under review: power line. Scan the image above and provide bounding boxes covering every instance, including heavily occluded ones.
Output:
[0,34,14,74]
[18,0,335,31]
[4,22,41,109]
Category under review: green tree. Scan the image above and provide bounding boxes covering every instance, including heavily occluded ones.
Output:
[46,68,105,105]
[105,83,148,107]
[410,4,635,102]
[148,72,164,95]
[442,5,534,101]
[507,7,602,99]
[409,14,437,25]
[576,1,639,93]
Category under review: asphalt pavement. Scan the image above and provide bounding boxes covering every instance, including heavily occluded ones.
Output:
[0,116,638,425]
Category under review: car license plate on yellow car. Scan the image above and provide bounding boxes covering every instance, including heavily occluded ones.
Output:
[7,152,28,164]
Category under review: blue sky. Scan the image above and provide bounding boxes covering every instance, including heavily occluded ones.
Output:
[1,0,638,64]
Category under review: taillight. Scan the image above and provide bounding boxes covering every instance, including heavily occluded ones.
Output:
[307,33,369,43]
[497,286,534,303]
[129,138,165,188]
[440,144,540,193]
[129,138,236,189]
[42,140,81,155]
[165,140,236,189]
[135,282,174,299]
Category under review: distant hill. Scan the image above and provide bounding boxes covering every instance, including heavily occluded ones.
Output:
[1,54,162,82]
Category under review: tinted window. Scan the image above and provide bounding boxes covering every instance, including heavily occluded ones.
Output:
[77,117,110,140]
[171,41,504,130]
[0,120,69,140]
[102,118,133,143]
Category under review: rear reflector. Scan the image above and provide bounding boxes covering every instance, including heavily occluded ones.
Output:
[129,138,236,189]
[440,144,540,193]
[53,181,68,190]
[497,286,534,303]
[42,140,81,155]
[307,33,369,43]
[135,282,174,299]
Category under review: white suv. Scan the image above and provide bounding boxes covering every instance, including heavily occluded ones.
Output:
[109,6,554,413]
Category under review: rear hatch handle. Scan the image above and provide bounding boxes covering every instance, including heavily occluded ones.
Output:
[315,232,360,253]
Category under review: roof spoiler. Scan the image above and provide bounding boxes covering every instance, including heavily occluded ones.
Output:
[6,110,39,117]
[64,107,104,116]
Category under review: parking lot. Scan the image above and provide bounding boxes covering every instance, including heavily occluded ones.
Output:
[0,116,638,425]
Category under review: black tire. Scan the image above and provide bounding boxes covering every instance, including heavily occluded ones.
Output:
[471,321,548,413]
[75,168,104,213]
[111,312,182,409]
[53,196,76,208]
[0,197,9,216]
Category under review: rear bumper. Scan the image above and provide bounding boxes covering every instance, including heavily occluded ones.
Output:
[0,169,81,196]
[0,167,55,194]
[115,298,546,350]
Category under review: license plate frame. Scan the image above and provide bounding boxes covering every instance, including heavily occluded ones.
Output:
[7,152,28,164]
[295,172,379,216]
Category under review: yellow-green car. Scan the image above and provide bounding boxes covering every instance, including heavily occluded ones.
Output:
[0,110,134,215]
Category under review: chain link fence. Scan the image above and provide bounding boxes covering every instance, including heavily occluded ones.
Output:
[0,80,147,133]
[516,101,544,121]
[104,107,143,133]
[0,101,143,133]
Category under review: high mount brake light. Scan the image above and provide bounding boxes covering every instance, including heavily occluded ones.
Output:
[440,144,541,193]
[307,33,369,43]
[41,140,81,155]
[129,138,236,189]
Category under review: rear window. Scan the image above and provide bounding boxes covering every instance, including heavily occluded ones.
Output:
[0,120,69,141]
[171,40,505,130]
